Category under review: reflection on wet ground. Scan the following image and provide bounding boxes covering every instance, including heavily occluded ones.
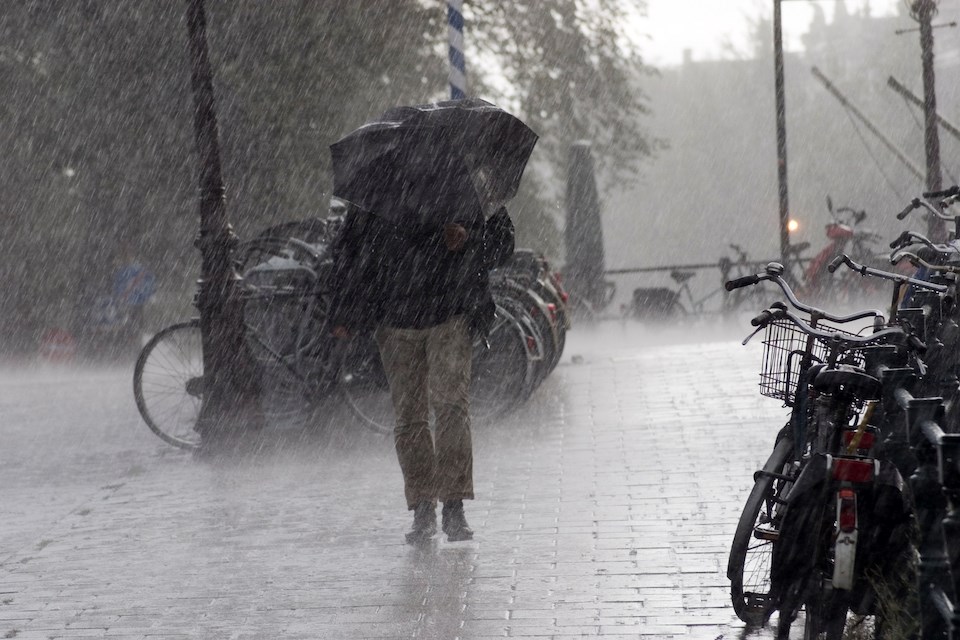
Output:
[2,322,798,638]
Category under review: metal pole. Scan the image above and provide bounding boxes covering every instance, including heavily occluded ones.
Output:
[447,0,467,99]
[774,0,790,265]
[908,0,946,240]
[917,0,943,195]
[185,0,261,443]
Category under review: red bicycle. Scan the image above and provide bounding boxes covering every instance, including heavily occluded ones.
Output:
[797,197,884,306]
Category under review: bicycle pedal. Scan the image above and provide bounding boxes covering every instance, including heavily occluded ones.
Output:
[753,526,779,542]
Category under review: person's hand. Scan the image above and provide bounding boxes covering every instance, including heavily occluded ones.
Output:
[332,325,352,340]
[443,223,468,252]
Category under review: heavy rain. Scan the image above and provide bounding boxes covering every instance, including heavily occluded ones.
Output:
[3,0,960,638]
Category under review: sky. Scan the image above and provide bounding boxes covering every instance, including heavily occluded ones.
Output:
[639,0,903,66]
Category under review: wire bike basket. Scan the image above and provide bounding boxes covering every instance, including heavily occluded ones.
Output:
[759,319,863,405]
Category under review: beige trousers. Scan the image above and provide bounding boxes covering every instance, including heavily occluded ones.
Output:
[375,315,474,510]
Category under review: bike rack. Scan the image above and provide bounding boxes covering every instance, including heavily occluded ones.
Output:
[893,386,960,638]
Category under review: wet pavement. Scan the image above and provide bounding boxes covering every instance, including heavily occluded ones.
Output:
[1,321,794,639]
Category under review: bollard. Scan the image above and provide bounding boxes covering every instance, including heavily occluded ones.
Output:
[899,387,954,638]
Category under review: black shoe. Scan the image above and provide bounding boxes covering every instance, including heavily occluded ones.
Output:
[442,500,474,542]
[405,501,437,544]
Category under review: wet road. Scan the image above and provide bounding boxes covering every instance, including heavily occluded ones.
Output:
[1,321,793,639]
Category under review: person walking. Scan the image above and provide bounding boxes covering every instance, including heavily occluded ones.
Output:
[328,99,534,543]
[328,183,514,543]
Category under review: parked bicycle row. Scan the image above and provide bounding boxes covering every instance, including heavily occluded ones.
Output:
[627,195,888,321]
[725,185,960,638]
[132,213,569,450]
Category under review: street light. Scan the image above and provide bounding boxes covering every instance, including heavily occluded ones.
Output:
[772,0,845,264]
[184,0,262,445]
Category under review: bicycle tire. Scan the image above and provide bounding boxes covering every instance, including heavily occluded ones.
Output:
[524,295,560,383]
[729,435,796,626]
[242,288,326,425]
[471,304,534,422]
[529,280,568,371]
[338,335,394,435]
[496,296,546,397]
[799,489,851,640]
[133,320,203,450]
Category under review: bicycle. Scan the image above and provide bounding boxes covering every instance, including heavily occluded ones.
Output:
[133,233,547,449]
[725,261,925,638]
[628,267,726,320]
[798,197,884,307]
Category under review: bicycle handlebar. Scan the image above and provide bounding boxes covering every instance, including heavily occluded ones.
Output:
[908,333,928,355]
[923,186,960,200]
[750,302,787,327]
[725,262,885,324]
[889,230,937,251]
[827,254,845,273]
[725,274,760,291]
[898,196,960,222]
[890,249,960,275]
[897,199,919,220]
[831,253,949,293]
[750,305,906,348]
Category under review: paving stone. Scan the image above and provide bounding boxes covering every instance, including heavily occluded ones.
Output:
[0,325,794,638]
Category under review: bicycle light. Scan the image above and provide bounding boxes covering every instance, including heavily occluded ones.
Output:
[831,457,876,484]
[837,488,858,533]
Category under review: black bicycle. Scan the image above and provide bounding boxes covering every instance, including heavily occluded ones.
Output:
[726,262,923,638]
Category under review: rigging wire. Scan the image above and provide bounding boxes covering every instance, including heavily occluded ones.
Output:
[841,105,908,201]
[898,92,960,184]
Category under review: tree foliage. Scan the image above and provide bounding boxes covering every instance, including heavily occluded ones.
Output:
[469,0,655,188]
[0,0,653,353]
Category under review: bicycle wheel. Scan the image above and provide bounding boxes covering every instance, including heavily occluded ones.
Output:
[242,288,323,424]
[133,320,203,450]
[729,434,796,626]
[518,290,559,383]
[530,280,567,371]
[496,295,546,395]
[338,335,394,434]
[471,304,534,422]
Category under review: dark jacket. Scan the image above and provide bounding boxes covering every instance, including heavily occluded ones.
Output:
[327,206,514,337]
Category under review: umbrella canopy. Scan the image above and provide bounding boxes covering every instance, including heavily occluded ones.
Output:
[330,98,537,226]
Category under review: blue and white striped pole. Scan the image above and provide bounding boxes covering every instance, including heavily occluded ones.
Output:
[447,0,467,99]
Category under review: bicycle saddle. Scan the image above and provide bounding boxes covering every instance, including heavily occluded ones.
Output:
[670,270,696,284]
[812,365,882,401]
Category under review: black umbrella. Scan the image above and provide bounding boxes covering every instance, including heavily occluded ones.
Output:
[330,98,538,226]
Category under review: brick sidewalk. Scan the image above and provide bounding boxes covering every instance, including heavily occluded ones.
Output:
[0,323,789,639]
